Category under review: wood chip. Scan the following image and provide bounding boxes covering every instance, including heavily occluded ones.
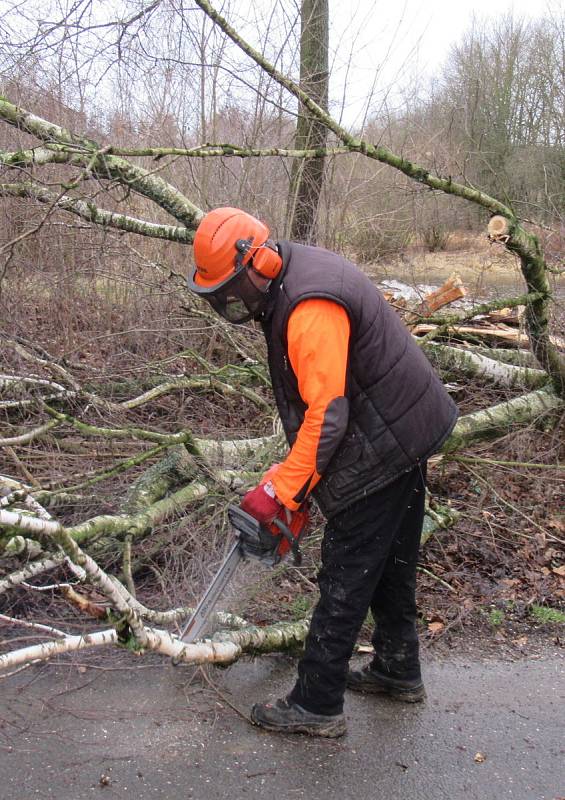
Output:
[427,621,445,635]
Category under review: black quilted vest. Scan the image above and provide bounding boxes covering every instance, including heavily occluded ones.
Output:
[261,241,458,518]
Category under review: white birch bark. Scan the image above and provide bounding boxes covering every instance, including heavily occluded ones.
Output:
[0,619,311,671]
[0,554,66,594]
[424,343,548,389]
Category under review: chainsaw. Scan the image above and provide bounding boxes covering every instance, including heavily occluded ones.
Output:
[177,503,309,644]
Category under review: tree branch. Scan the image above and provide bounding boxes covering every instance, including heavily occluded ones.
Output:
[194,0,513,217]
[0,98,203,228]
[0,182,193,242]
[195,0,565,395]
[105,144,350,159]
[423,343,549,389]
[441,387,562,453]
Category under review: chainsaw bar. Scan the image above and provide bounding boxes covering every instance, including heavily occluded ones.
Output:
[177,505,306,647]
[179,539,243,644]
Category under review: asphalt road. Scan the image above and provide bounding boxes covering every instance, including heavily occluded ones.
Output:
[0,649,563,800]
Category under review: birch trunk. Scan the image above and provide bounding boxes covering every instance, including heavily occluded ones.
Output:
[0,619,312,672]
[442,387,562,452]
[423,342,549,389]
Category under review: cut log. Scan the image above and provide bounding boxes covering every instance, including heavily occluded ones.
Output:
[412,323,565,349]
[488,215,511,241]
[486,216,565,395]
[484,306,524,326]
[407,273,467,322]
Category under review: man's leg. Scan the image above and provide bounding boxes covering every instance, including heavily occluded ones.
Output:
[251,501,389,735]
[252,466,427,735]
[347,464,427,700]
[285,496,393,716]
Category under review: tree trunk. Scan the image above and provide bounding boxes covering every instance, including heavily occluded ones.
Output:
[423,342,549,389]
[286,0,329,243]
[441,387,562,452]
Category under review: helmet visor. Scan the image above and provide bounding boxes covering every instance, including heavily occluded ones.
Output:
[187,264,269,324]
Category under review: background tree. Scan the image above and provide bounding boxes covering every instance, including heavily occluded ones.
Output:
[286,0,328,243]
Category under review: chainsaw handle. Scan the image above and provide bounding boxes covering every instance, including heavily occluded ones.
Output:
[272,517,303,566]
[227,504,307,566]
[227,505,279,563]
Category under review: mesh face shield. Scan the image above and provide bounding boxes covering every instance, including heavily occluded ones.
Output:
[188,239,271,323]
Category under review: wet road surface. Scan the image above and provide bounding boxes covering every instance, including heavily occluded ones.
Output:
[0,650,563,800]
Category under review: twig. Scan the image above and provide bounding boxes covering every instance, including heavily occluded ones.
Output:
[0,553,66,594]
[43,443,168,493]
[197,666,254,724]
[417,566,457,593]
[3,446,41,487]
[451,454,565,471]
[422,608,473,649]
[0,419,61,446]
[459,462,564,545]
[0,664,34,680]
[0,613,68,638]
[289,566,318,591]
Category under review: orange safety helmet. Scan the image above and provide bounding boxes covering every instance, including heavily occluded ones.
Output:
[188,207,283,323]
[192,207,282,287]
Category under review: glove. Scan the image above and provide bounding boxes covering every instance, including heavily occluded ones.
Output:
[240,480,281,525]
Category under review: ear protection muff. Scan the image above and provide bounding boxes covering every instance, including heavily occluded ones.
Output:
[246,239,282,279]
[235,237,281,280]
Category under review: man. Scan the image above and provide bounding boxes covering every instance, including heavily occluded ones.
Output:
[188,207,458,738]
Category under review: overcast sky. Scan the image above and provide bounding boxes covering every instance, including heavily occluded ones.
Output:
[0,0,557,130]
[327,0,557,124]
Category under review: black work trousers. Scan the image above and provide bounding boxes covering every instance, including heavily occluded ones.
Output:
[288,463,427,716]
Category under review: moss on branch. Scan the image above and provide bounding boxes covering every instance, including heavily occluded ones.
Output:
[441,388,562,453]
[0,181,193,242]
[0,98,203,229]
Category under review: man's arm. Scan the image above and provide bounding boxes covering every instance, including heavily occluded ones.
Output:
[271,299,351,510]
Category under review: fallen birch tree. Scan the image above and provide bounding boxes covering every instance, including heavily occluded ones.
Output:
[1,371,561,673]
[1,2,564,674]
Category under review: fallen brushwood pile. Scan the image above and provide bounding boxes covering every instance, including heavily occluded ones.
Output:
[1,85,564,672]
[1,271,562,672]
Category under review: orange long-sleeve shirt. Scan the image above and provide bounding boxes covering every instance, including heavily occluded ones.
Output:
[270,299,351,510]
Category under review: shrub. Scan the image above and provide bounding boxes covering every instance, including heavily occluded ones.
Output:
[351,224,412,263]
[422,224,451,252]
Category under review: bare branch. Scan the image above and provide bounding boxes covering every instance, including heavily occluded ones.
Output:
[0,98,203,228]
[0,182,193,243]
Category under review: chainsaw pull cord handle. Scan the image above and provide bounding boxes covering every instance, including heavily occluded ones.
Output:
[272,517,303,566]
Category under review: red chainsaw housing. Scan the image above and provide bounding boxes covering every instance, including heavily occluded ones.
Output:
[270,507,310,559]
[259,465,309,560]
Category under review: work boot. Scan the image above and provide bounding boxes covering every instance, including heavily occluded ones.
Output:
[251,697,346,738]
[346,664,426,703]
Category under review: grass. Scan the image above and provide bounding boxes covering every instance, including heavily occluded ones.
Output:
[290,595,314,620]
[530,605,565,625]
[481,604,565,629]
[487,608,505,627]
